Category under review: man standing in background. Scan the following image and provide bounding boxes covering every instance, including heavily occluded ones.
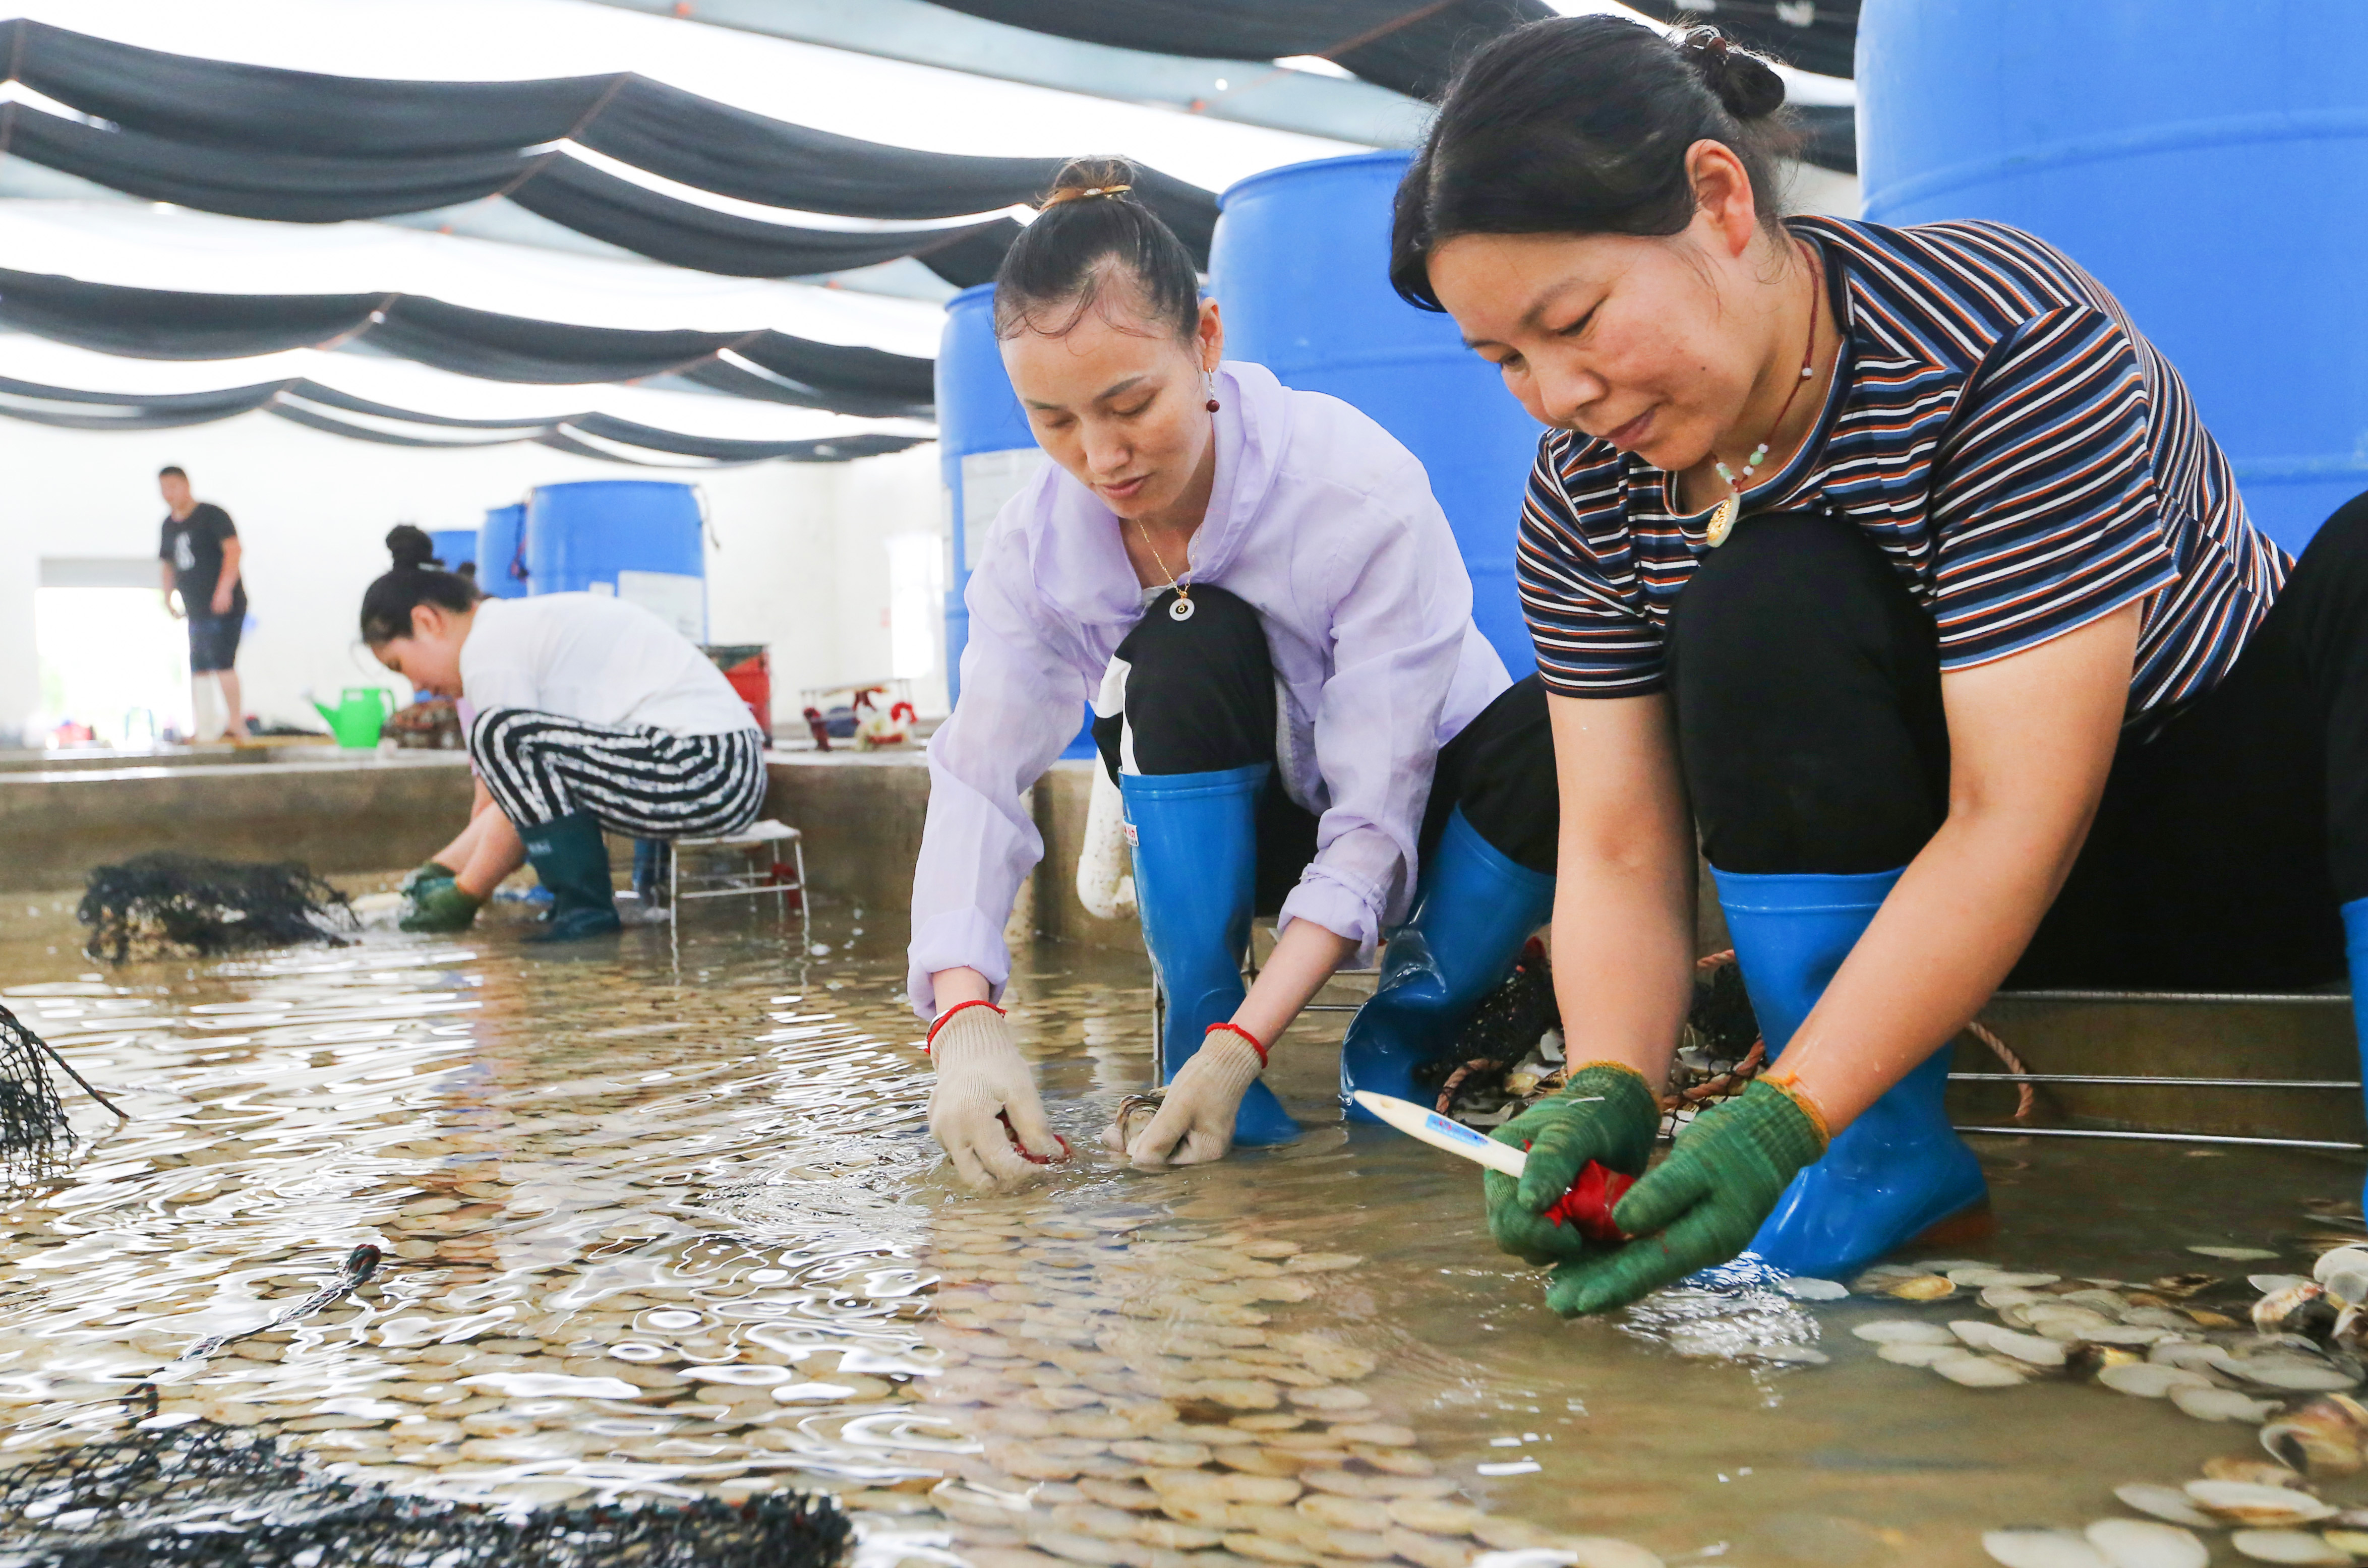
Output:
[156,465,248,744]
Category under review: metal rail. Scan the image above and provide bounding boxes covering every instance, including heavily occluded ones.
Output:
[1993,988,2349,1005]
[1952,1071,2360,1090]
[1955,1123,2365,1152]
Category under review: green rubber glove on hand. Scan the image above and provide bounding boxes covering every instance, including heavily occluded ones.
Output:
[399,861,457,897]
[1544,1077,1827,1317]
[1483,1062,1661,1267]
[400,880,482,933]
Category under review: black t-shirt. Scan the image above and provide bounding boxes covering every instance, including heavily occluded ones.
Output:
[159,502,246,617]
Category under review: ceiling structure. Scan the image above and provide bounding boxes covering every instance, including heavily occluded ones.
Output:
[0,0,1856,465]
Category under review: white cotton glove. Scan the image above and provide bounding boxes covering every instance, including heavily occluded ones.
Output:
[1120,1029,1265,1169]
[926,1004,1069,1191]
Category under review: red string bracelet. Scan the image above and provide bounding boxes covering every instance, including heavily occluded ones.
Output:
[1204,1020,1267,1067]
[924,998,1004,1053]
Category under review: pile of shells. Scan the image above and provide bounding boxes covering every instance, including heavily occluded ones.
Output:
[912,1202,1667,1568]
[1829,1240,2368,1564]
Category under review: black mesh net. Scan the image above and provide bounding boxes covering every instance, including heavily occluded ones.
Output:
[78,854,357,963]
[1430,945,1766,1134]
[0,1001,73,1158]
[0,1413,853,1568]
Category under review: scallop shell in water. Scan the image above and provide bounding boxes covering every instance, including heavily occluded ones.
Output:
[2082,1519,2207,1568]
[1981,1527,2108,1567]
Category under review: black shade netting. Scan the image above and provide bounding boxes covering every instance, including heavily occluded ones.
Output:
[0,1001,73,1155]
[78,854,358,963]
[0,1416,854,1568]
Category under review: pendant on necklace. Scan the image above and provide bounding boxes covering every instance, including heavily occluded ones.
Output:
[1706,493,1740,549]
[1168,590,1196,623]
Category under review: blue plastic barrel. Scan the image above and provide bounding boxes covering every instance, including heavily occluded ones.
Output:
[1859,0,2368,553]
[937,281,1094,755]
[478,504,528,599]
[524,480,707,641]
[429,528,476,574]
[1211,151,1544,675]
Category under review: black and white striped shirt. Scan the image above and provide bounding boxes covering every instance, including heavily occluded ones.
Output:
[1517,216,2288,736]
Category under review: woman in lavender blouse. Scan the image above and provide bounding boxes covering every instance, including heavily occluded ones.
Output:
[907,158,1557,1190]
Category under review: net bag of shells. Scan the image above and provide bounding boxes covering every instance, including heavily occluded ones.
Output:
[0,1000,73,1157]
[0,1412,854,1568]
[1425,944,1764,1135]
[78,852,357,963]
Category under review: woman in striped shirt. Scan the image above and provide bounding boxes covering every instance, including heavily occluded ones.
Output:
[1390,15,2368,1311]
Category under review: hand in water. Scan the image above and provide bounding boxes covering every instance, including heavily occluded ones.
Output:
[1118,1028,1263,1168]
[1484,1062,1662,1266]
[927,1004,1069,1190]
[1542,1077,1826,1316]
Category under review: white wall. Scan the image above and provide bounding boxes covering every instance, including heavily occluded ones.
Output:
[0,412,949,746]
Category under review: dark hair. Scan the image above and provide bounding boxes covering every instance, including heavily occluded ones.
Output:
[361,526,479,644]
[158,465,187,481]
[1390,17,1796,311]
[385,524,439,571]
[992,156,1200,343]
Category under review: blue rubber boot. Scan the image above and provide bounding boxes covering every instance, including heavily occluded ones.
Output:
[2344,899,2368,1219]
[1341,808,1555,1121]
[1120,764,1300,1145]
[1714,867,1989,1278]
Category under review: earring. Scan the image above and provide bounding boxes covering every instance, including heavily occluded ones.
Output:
[1204,370,1220,413]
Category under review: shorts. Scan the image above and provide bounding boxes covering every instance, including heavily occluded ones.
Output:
[187,613,243,674]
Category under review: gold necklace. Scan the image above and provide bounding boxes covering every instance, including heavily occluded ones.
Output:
[1132,519,1196,622]
[1705,239,1824,549]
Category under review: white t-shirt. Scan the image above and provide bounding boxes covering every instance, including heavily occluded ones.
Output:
[458,595,756,737]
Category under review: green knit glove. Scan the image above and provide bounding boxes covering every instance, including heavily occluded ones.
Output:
[1483,1063,1662,1267]
[399,880,483,933]
[399,860,457,897]
[1544,1077,1828,1317]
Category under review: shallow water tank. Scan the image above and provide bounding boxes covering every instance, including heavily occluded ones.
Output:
[936,281,1092,754]
[478,504,528,600]
[1211,150,1544,675]
[429,528,476,574]
[524,480,706,642]
[1858,0,2368,553]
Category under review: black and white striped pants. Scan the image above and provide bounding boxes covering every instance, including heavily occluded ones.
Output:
[468,708,766,839]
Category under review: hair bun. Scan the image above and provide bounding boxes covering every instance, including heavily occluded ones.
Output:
[1039,155,1140,211]
[385,523,437,572]
[1679,27,1785,120]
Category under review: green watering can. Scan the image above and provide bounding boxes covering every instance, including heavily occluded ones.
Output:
[313,687,396,748]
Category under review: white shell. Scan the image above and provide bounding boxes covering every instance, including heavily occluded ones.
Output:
[1853,1320,1959,1345]
[2079,1325,2179,1347]
[1953,1319,2069,1367]
[2169,1384,2278,1423]
[2192,1246,2284,1261]
[2183,1481,2338,1526]
[2151,1341,2224,1370]
[1981,1528,2108,1568]
[2099,1364,2215,1399]
[1984,1286,2051,1311]
[1777,1276,1849,1301]
[1936,1353,2029,1388]
[2083,1519,2208,1568]
[2321,1266,2368,1306]
[1950,1269,2062,1288]
[2256,1275,2319,1295]
[2232,1359,2360,1394]
[2111,1484,2220,1529]
[1879,1342,1973,1367]
[1562,1544,1668,1568]
[2227,1530,2351,1564]
[2314,1247,2368,1286]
